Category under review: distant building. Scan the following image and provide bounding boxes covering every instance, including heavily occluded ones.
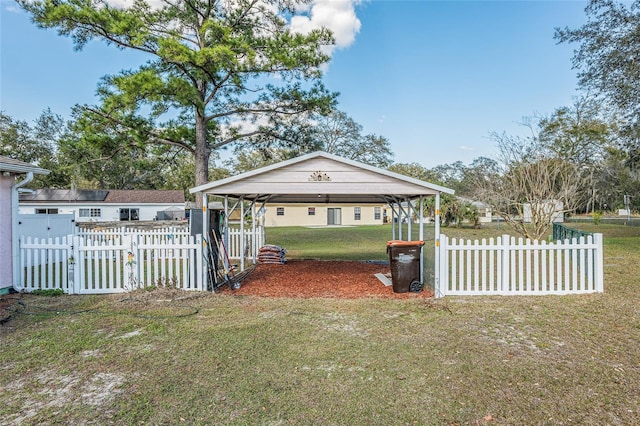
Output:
[262,203,387,227]
[19,189,186,222]
[523,200,564,223]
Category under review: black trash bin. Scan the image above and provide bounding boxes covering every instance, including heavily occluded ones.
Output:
[386,240,425,293]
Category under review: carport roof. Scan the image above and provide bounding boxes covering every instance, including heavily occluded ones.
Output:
[190,151,454,204]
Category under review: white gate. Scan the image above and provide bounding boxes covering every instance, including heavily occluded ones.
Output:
[436,234,604,297]
[18,231,204,294]
[17,214,76,240]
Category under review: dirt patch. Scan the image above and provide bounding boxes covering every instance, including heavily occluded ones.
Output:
[221,259,433,299]
[0,294,22,325]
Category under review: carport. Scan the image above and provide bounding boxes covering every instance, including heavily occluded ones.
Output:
[189,151,454,290]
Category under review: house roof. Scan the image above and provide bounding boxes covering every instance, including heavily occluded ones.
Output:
[190,151,454,204]
[0,155,50,175]
[103,190,185,204]
[20,189,185,204]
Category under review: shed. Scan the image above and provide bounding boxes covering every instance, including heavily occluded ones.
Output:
[190,151,454,288]
[0,156,49,294]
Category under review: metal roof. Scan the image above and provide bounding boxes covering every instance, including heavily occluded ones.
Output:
[190,151,454,204]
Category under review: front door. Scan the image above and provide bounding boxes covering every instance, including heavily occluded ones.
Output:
[327,208,341,225]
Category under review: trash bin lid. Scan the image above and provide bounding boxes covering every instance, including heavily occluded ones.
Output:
[387,240,425,247]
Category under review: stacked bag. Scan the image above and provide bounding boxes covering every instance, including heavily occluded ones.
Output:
[257,245,287,264]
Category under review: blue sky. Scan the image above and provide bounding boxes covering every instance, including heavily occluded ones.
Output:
[1,0,588,168]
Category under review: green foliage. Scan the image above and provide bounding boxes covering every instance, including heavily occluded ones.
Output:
[441,199,480,228]
[19,0,338,191]
[388,162,441,183]
[312,110,394,168]
[592,211,604,225]
[0,110,71,188]
[556,0,640,166]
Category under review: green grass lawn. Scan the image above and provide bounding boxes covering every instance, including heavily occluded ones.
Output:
[1,223,639,425]
[264,223,511,261]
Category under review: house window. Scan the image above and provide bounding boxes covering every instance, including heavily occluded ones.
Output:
[354,207,361,221]
[120,208,139,221]
[276,207,285,216]
[35,208,58,214]
[79,208,102,218]
[374,206,381,220]
[308,207,316,216]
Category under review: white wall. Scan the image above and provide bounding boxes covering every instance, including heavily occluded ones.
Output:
[0,175,13,290]
[263,203,386,227]
[19,203,185,222]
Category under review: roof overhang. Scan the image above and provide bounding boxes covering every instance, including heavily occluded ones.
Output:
[0,156,50,176]
[190,151,454,204]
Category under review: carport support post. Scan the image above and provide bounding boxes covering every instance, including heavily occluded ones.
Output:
[418,196,424,286]
[407,197,412,239]
[201,193,209,290]
[240,197,245,271]
[252,202,257,264]
[434,192,442,298]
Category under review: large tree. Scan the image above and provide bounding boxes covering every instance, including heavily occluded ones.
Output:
[555,0,640,165]
[473,128,586,240]
[20,0,338,204]
[312,110,394,167]
[0,110,71,188]
[537,97,613,213]
[225,109,394,173]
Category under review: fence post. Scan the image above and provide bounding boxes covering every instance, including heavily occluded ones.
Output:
[201,236,209,292]
[501,234,510,294]
[436,234,446,298]
[195,234,204,291]
[594,233,604,293]
[69,235,80,294]
[123,234,139,291]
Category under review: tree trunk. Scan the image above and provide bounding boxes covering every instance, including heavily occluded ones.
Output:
[194,110,210,209]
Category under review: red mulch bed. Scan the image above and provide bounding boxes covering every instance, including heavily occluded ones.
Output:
[220,259,433,299]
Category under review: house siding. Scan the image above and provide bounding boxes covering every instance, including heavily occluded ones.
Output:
[18,203,185,222]
[263,203,386,227]
[0,175,13,290]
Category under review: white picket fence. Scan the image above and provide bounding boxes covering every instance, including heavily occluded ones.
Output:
[77,226,190,244]
[18,231,204,294]
[226,227,265,260]
[437,233,604,297]
[77,226,264,260]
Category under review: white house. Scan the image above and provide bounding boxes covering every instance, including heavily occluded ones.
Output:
[262,203,388,227]
[19,189,186,222]
[0,156,49,295]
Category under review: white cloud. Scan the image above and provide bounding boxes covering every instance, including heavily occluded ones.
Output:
[290,0,362,55]
[459,145,475,151]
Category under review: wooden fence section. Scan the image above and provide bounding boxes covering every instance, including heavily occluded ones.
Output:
[437,234,604,297]
[19,232,203,294]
